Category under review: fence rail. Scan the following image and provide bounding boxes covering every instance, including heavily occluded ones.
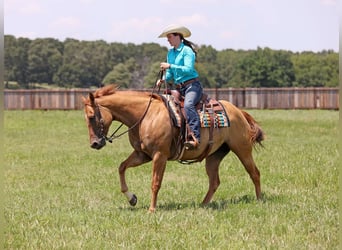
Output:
[4,87,339,110]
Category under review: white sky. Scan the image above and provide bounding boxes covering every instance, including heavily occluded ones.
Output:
[4,0,339,52]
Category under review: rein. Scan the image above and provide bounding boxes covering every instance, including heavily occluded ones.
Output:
[100,70,164,143]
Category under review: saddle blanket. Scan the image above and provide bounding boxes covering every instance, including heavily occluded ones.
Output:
[162,94,230,128]
[200,111,229,128]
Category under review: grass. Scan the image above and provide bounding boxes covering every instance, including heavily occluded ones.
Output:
[4,109,339,249]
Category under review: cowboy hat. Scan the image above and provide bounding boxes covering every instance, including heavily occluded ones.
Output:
[158,25,191,38]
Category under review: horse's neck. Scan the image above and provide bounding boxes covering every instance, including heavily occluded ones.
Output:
[99,91,151,126]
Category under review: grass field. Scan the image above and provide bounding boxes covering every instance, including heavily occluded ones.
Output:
[4,109,338,249]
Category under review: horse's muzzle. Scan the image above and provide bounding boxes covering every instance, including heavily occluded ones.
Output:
[90,137,106,150]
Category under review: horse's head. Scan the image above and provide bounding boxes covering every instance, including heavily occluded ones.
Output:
[82,92,113,150]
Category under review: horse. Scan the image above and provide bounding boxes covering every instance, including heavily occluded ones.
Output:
[82,84,265,212]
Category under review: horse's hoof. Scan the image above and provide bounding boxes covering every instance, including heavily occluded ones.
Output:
[148,207,156,213]
[129,194,137,206]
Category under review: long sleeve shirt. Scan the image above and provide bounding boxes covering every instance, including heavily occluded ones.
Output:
[165,42,199,84]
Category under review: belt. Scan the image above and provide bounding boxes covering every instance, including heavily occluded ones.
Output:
[176,78,199,89]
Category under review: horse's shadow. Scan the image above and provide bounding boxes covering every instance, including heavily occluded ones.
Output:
[156,192,282,211]
[118,192,283,211]
[157,195,254,211]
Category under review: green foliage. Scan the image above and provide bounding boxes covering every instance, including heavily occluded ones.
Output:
[197,45,220,87]
[214,49,244,87]
[238,47,295,87]
[4,35,339,88]
[143,62,161,88]
[53,39,112,88]
[291,50,338,87]
[27,38,64,85]
[103,63,131,88]
[4,35,31,88]
[4,110,338,249]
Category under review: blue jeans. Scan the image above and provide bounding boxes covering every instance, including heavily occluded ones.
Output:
[180,81,203,142]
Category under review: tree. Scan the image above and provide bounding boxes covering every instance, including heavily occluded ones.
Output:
[215,49,249,88]
[292,50,338,87]
[196,62,215,88]
[238,47,295,87]
[133,43,166,88]
[103,63,132,88]
[54,39,111,88]
[4,35,17,85]
[27,38,63,85]
[4,35,31,88]
[86,40,112,86]
[197,45,218,88]
[4,35,339,88]
[53,38,82,87]
[143,62,161,88]
[140,43,166,63]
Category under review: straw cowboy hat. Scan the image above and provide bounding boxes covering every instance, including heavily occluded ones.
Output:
[158,25,191,38]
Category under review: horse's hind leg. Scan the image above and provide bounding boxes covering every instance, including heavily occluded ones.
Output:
[202,144,230,204]
[235,149,261,200]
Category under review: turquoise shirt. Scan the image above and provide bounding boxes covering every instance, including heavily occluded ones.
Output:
[165,42,199,84]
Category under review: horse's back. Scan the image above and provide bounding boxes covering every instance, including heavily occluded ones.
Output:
[218,100,248,126]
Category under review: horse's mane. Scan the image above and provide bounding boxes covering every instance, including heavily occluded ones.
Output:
[93,84,163,101]
[93,84,118,98]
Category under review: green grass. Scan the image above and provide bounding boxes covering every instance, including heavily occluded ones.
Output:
[4,109,338,249]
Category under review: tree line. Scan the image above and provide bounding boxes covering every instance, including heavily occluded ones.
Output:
[4,35,338,89]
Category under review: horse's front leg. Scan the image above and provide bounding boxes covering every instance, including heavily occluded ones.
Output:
[149,152,168,212]
[118,150,151,207]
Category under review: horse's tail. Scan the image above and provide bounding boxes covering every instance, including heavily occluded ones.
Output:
[241,110,265,147]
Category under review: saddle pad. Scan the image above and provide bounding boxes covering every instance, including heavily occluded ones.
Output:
[200,111,230,128]
[162,94,230,128]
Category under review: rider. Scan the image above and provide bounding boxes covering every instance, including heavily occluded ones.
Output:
[157,25,203,150]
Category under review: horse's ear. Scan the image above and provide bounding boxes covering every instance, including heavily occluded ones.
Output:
[81,96,87,104]
[88,93,95,106]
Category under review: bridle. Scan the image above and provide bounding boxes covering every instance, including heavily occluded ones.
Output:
[92,103,133,143]
[90,103,120,143]
[90,70,164,143]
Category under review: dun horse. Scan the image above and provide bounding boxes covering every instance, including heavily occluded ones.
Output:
[82,84,264,212]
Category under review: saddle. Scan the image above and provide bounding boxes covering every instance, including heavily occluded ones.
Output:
[161,89,230,163]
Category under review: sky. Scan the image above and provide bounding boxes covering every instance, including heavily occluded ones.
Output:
[4,0,339,52]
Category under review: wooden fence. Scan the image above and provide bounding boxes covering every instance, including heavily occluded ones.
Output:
[4,87,339,110]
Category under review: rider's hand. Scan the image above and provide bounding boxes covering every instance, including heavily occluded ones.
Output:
[160,62,171,70]
[156,79,165,87]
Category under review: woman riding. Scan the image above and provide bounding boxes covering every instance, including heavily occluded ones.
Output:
[157,25,203,150]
